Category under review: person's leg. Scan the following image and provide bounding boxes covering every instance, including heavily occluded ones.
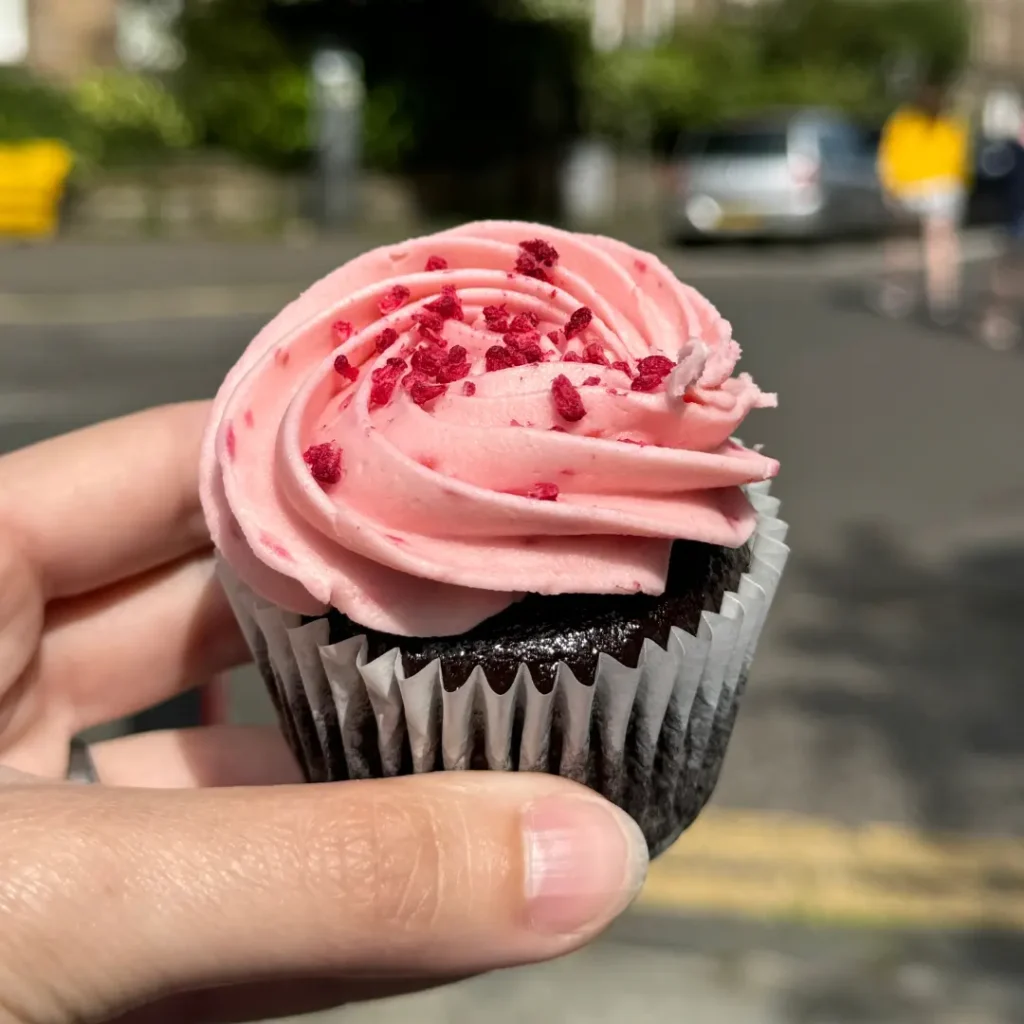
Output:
[923,208,962,318]
[876,215,918,317]
[979,228,1024,350]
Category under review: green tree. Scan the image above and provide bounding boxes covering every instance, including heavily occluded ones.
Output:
[582,0,969,146]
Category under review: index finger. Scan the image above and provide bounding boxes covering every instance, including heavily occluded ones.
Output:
[0,401,213,599]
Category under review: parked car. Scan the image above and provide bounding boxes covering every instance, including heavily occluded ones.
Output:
[668,109,889,242]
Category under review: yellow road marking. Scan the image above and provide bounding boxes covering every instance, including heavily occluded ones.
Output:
[640,810,1024,930]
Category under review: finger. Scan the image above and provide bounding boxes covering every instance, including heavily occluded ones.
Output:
[0,401,212,601]
[39,553,248,730]
[90,726,303,788]
[1,774,648,1023]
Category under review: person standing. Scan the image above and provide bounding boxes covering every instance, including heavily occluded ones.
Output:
[977,112,1024,349]
[876,77,972,323]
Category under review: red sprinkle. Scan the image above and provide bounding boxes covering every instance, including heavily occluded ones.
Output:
[483,304,510,331]
[412,346,445,376]
[378,284,411,315]
[634,259,648,273]
[402,370,428,392]
[551,374,586,422]
[631,355,675,393]
[636,355,675,379]
[448,344,468,364]
[260,533,291,560]
[332,320,354,342]
[303,442,343,485]
[436,360,471,383]
[243,409,254,428]
[425,255,448,271]
[505,332,543,362]
[527,482,560,501]
[583,375,601,386]
[630,373,663,393]
[462,381,477,396]
[485,345,515,372]
[333,353,359,381]
[519,238,560,267]
[375,327,399,353]
[583,342,608,366]
[225,424,237,459]
[372,356,407,383]
[562,350,582,362]
[611,360,632,377]
[515,251,549,281]
[508,311,540,333]
[424,284,464,321]
[564,306,593,340]
[370,379,398,408]
[410,380,448,407]
[370,356,407,408]
[414,310,445,336]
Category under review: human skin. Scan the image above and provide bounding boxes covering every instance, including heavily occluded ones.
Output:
[0,402,647,1024]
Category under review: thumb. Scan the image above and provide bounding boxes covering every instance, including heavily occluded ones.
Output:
[0,772,648,1022]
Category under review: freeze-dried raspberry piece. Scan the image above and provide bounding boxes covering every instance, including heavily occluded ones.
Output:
[551,374,586,422]
[564,307,593,340]
[526,482,559,501]
[378,285,411,315]
[303,442,343,485]
[333,354,359,381]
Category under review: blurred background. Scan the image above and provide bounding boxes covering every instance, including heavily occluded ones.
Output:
[3,1,1024,1022]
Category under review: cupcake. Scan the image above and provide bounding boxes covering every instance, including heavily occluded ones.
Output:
[200,221,788,855]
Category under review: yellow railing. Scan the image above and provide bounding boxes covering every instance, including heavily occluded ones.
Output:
[0,141,74,239]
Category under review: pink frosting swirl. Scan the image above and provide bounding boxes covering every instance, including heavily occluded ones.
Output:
[200,222,778,637]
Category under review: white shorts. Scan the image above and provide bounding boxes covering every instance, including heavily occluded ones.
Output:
[899,186,965,223]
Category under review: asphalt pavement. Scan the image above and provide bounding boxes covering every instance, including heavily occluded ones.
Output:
[2,235,1024,1022]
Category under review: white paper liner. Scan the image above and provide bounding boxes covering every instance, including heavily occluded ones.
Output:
[219,485,788,855]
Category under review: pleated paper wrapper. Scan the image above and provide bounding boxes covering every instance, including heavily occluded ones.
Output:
[219,483,788,857]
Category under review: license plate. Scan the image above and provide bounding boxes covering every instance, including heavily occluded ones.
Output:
[717,211,762,231]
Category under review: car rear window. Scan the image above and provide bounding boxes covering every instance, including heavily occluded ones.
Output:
[701,131,789,157]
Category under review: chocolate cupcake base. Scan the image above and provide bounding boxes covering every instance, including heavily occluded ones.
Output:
[219,482,788,857]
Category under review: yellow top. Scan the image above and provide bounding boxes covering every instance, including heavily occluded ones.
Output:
[878,106,971,196]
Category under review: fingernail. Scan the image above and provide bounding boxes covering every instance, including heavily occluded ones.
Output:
[522,795,649,935]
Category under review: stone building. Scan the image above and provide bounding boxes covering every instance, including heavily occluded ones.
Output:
[0,0,179,78]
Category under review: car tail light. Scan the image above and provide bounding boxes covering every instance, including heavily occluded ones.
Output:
[789,153,820,187]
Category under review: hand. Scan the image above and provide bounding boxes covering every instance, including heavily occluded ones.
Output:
[0,403,648,1024]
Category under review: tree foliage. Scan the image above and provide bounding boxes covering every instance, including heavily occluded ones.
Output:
[585,0,970,147]
[175,0,583,173]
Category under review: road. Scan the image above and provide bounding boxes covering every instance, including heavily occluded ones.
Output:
[2,237,1024,1022]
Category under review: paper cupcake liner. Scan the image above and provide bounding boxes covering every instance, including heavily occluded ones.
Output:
[218,484,788,856]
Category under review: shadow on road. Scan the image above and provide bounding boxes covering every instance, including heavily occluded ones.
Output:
[768,522,1024,1020]
[782,522,1024,834]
